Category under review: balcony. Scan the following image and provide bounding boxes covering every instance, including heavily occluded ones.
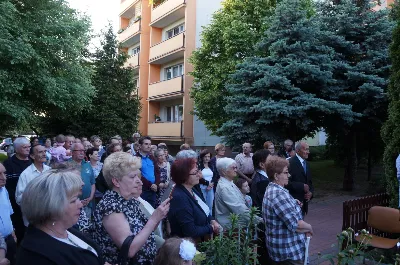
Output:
[151,0,186,28]
[148,76,183,100]
[149,33,184,64]
[118,19,141,48]
[124,53,139,68]
[120,0,140,18]
[148,122,182,137]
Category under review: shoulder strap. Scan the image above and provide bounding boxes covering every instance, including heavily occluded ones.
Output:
[118,234,136,265]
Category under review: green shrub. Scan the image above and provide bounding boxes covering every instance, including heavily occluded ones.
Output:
[0,153,7,163]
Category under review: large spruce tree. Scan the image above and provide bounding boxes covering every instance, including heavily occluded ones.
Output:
[218,0,356,147]
[382,1,400,206]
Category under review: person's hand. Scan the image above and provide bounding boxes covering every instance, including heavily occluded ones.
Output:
[150,184,158,192]
[210,220,221,234]
[304,184,309,193]
[210,182,214,187]
[151,198,170,224]
[295,199,303,207]
[206,186,212,191]
[0,258,10,265]
[304,192,312,201]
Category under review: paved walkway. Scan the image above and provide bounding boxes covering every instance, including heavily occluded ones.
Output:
[306,195,358,264]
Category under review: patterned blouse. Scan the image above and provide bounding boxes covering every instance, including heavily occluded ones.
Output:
[93,190,156,265]
[156,162,169,207]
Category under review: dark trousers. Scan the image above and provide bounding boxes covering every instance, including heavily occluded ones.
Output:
[5,234,16,265]
[272,260,303,265]
[10,200,25,246]
[141,190,156,208]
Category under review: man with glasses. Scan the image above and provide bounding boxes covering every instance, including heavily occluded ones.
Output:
[3,137,31,246]
[66,143,95,218]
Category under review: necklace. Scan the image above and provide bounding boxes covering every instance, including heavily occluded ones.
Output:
[46,226,67,239]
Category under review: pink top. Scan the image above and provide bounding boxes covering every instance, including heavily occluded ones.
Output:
[50,145,71,163]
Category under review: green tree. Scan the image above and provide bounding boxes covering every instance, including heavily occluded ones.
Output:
[382,1,400,206]
[189,0,276,134]
[41,25,141,140]
[319,0,393,190]
[218,0,356,148]
[0,0,94,134]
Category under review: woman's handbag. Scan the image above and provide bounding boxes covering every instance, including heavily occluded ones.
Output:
[118,234,136,265]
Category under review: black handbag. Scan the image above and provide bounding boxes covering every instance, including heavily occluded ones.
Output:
[118,234,136,265]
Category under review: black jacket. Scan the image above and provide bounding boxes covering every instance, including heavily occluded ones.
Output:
[286,155,314,214]
[250,171,270,213]
[17,226,103,265]
[168,184,213,239]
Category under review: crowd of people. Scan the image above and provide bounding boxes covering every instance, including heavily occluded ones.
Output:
[0,133,315,265]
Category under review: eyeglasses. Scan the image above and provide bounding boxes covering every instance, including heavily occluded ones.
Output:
[189,170,199,175]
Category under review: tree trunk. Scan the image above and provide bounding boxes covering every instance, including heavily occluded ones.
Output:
[343,130,357,191]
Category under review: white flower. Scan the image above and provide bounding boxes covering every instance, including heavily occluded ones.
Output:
[179,240,197,261]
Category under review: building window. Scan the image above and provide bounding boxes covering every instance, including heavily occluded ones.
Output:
[166,105,183,122]
[166,24,184,39]
[133,78,139,88]
[165,64,183,80]
[129,46,140,56]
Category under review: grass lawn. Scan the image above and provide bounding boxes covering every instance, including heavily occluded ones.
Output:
[309,160,385,199]
[0,153,7,163]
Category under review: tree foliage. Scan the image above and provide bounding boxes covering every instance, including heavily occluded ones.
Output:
[382,0,400,206]
[0,0,94,134]
[219,0,357,148]
[318,0,393,190]
[189,0,277,134]
[40,25,141,140]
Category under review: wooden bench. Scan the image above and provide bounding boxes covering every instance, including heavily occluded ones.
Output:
[342,193,391,237]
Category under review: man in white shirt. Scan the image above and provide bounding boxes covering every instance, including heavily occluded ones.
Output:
[235,143,254,184]
[16,145,50,225]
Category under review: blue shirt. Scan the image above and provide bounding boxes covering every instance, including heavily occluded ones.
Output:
[140,154,155,184]
[81,161,95,199]
[0,187,14,236]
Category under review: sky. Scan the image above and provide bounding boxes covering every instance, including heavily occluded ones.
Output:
[67,0,119,50]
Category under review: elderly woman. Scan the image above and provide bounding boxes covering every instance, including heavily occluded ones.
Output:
[168,158,221,241]
[154,149,170,207]
[93,152,169,265]
[215,158,262,228]
[263,156,313,264]
[17,170,104,265]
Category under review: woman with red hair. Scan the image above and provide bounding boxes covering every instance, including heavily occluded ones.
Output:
[167,158,221,242]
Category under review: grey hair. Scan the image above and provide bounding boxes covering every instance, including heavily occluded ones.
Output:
[21,169,83,226]
[154,148,165,157]
[103,152,142,188]
[176,150,198,160]
[70,143,83,151]
[284,139,293,146]
[295,142,306,151]
[242,142,251,148]
[14,137,30,150]
[216,157,236,175]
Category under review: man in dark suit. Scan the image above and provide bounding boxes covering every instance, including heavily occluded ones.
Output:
[287,141,313,215]
[278,139,294,159]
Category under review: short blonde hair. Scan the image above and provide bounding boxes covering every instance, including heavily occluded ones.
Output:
[103,152,142,188]
[215,143,225,152]
[21,169,83,226]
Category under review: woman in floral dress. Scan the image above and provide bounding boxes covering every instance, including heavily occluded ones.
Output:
[155,149,170,207]
[93,152,170,265]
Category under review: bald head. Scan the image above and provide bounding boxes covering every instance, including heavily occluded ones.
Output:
[242,143,252,154]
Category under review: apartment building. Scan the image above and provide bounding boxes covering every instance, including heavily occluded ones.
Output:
[118,0,223,150]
